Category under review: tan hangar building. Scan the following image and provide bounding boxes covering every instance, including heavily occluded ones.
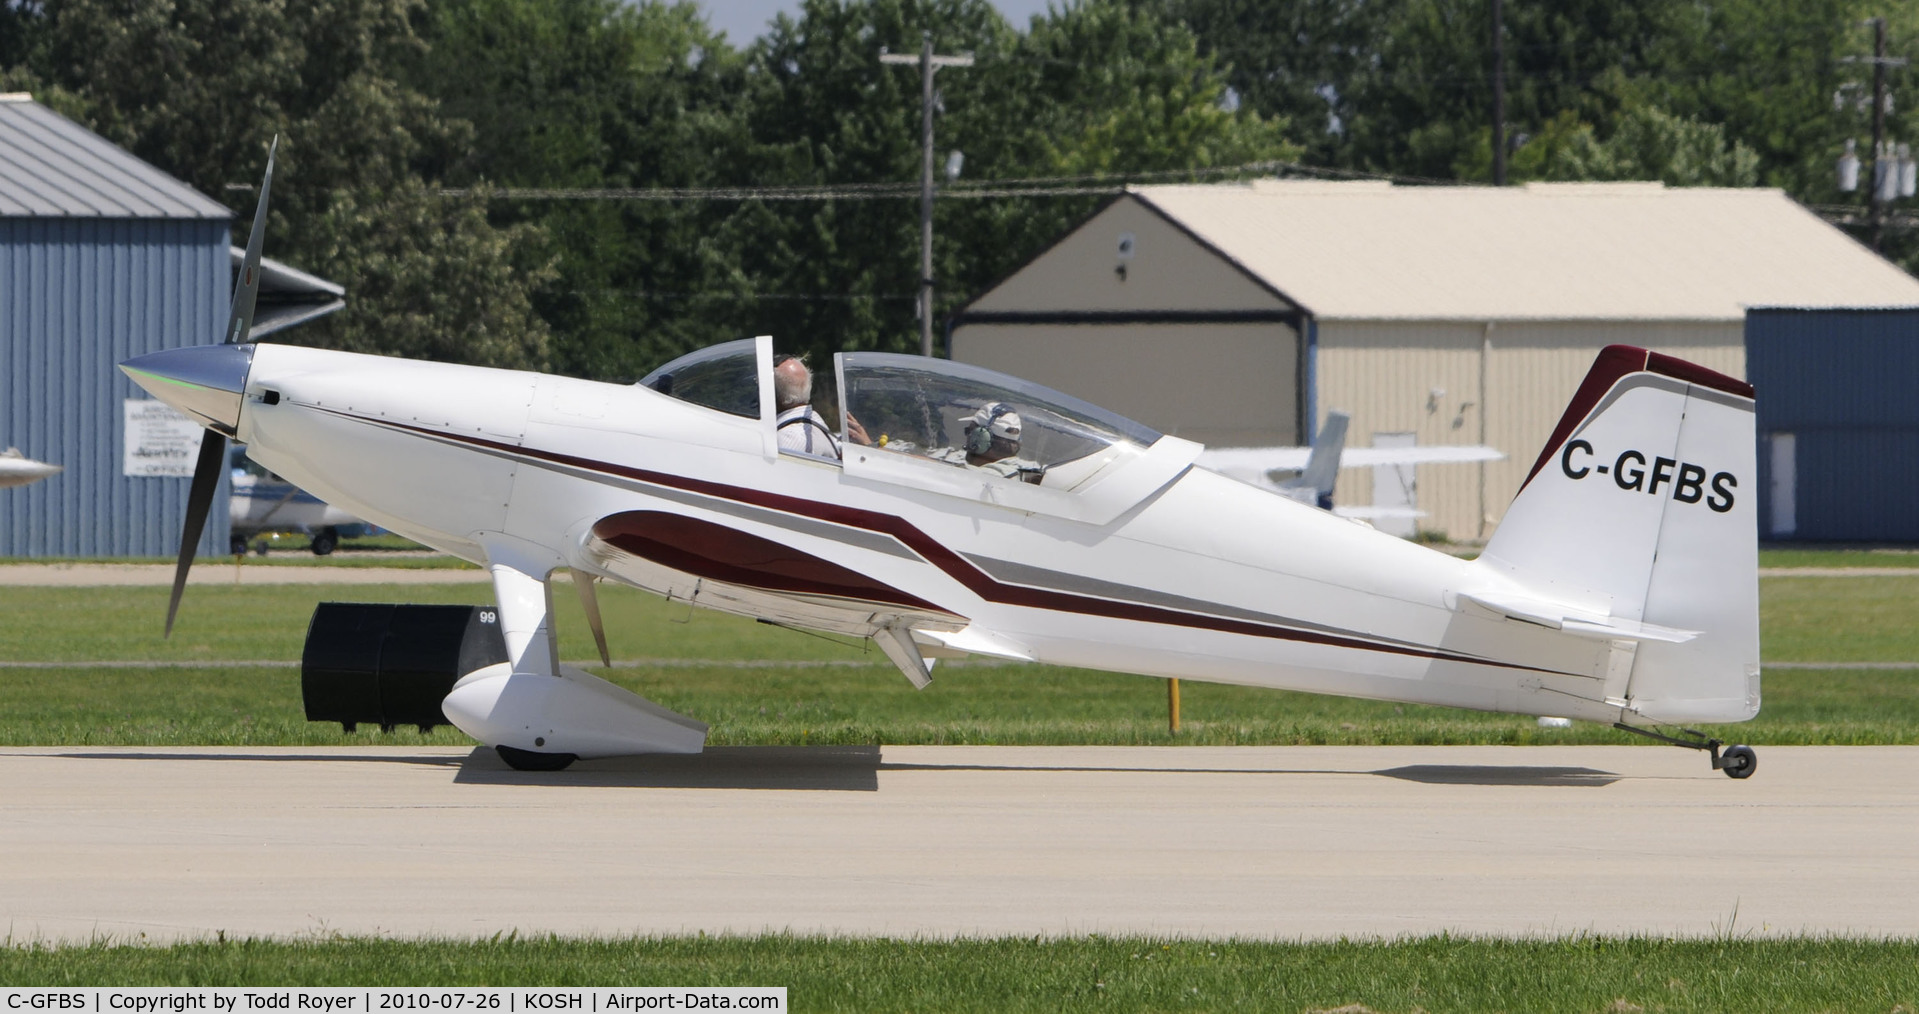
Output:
[949,179,1919,539]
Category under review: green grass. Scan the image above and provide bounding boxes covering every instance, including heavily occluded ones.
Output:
[1,575,1916,747]
[1425,546,1919,568]
[0,936,1914,1012]
[1760,546,1919,569]
[1760,575,1919,662]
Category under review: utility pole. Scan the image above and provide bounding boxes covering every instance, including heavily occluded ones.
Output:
[1491,0,1506,186]
[882,33,973,358]
[1841,17,1909,249]
[1871,17,1891,250]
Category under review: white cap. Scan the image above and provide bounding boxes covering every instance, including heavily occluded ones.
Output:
[972,403,1022,441]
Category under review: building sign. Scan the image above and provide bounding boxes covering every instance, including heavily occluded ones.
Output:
[123,399,205,477]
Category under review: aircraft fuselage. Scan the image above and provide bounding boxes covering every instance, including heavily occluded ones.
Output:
[235,343,1629,726]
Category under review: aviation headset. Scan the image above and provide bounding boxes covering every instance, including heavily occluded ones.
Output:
[966,403,1018,455]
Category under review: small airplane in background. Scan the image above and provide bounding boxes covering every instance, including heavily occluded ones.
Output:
[1198,411,1502,522]
[229,444,366,555]
[0,448,61,489]
[120,140,1765,779]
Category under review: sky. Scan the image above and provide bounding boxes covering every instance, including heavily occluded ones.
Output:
[700,1,1059,45]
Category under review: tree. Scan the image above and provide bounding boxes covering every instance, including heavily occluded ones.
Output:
[1452,104,1760,186]
[4,0,555,368]
[402,0,764,379]
[731,0,1296,365]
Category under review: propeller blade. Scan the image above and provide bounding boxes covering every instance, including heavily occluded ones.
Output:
[158,136,274,635]
[224,135,278,345]
[166,431,227,637]
[574,571,612,667]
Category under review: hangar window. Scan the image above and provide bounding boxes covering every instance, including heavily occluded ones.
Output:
[836,352,1161,490]
[637,339,761,420]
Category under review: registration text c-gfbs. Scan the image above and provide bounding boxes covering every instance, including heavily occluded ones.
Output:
[9,995,86,1010]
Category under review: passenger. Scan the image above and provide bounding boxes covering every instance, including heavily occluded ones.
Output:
[932,402,1044,483]
[773,355,840,458]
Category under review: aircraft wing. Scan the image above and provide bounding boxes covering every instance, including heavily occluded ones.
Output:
[1338,445,1504,466]
[1199,444,1503,473]
[1330,505,1427,521]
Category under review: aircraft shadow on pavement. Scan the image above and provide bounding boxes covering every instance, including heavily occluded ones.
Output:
[453,745,882,791]
[876,759,1623,787]
[43,750,1617,789]
[1373,765,1621,787]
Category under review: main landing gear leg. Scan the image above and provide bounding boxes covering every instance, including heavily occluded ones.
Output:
[1614,723,1757,779]
[486,548,578,773]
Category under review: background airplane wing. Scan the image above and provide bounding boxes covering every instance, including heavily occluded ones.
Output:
[1197,447,1314,472]
[1199,444,1503,473]
[1336,445,1504,466]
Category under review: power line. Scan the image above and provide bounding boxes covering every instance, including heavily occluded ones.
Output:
[434,158,1462,203]
[881,34,975,356]
[563,289,917,302]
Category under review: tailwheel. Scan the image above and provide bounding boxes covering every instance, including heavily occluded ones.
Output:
[1614,723,1759,780]
[496,744,578,772]
[1719,744,1757,779]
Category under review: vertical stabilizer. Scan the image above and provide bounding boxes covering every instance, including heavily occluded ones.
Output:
[1477,346,1760,724]
[1281,411,1349,509]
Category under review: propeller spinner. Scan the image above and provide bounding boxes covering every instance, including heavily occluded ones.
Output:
[119,136,277,635]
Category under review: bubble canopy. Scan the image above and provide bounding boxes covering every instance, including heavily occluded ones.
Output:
[636,341,1197,521]
[836,352,1162,472]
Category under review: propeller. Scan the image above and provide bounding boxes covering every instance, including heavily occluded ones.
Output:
[164,136,277,637]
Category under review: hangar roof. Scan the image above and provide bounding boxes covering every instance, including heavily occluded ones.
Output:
[0,95,230,219]
[1130,179,1919,322]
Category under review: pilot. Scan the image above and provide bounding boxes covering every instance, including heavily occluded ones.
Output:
[933,402,1043,483]
[774,355,840,458]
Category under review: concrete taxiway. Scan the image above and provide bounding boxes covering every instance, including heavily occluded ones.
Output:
[3,744,1915,943]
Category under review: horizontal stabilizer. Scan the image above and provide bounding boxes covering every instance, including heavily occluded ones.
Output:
[1455,590,1699,644]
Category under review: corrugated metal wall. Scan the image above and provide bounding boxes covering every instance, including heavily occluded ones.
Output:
[1318,320,1745,539]
[1747,308,1919,542]
[1,216,231,557]
[952,322,1300,446]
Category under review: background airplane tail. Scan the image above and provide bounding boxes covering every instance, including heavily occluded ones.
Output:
[1280,410,1348,509]
[1476,346,1760,724]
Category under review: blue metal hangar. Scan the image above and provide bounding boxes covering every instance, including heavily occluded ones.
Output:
[1747,307,1919,543]
[0,93,341,557]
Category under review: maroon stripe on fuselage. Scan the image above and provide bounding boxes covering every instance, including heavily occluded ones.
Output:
[594,510,949,613]
[333,410,1578,677]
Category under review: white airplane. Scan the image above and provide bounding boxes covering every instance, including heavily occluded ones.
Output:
[1199,411,1503,520]
[229,445,364,555]
[120,144,1764,776]
[0,448,62,489]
